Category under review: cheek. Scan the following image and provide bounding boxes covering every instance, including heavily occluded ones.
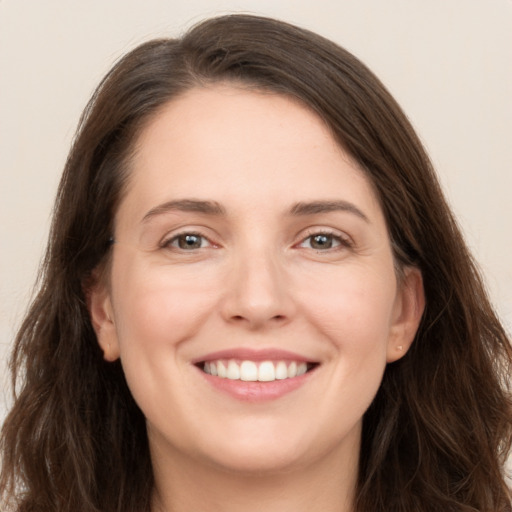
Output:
[294,262,397,412]
[110,257,220,351]
[108,258,223,424]
[298,263,398,350]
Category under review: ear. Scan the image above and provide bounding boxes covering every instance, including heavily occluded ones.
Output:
[86,276,120,362]
[386,267,425,363]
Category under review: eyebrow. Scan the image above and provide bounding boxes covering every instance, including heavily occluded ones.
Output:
[142,199,226,222]
[289,200,370,222]
[141,198,369,223]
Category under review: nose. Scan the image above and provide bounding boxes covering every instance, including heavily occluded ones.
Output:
[220,248,295,330]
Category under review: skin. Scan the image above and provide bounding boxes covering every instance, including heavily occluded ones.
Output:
[89,85,424,512]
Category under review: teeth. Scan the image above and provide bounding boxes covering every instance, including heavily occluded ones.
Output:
[217,360,227,378]
[275,361,288,380]
[240,361,258,381]
[297,362,307,376]
[203,359,312,382]
[258,361,275,381]
[227,360,240,380]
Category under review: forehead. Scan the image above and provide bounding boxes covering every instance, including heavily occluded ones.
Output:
[134,84,343,162]
[119,85,383,223]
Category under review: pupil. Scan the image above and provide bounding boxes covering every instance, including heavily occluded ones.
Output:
[179,234,201,249]
[312,234,332,249]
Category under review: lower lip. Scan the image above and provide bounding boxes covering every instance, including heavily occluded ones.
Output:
[197,368,315,402]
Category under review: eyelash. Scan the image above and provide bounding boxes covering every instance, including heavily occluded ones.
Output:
[298,231,353,252]
[161,229,352,254]
[161,231,213,251]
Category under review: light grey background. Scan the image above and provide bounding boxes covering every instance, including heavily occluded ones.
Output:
[1,1,511,432]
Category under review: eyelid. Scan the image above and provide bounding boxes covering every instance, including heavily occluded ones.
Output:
[295,228,354,250]
[157,226,353,252]
[160,228,219,250]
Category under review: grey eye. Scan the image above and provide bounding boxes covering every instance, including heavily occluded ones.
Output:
[171,233,208,250]
[310,234,334,249]
[301,233,341,250]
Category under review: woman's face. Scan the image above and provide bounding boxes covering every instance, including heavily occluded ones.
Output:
[90,85,423,475]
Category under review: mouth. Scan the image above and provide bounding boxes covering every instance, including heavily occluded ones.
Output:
[193,349,320,401]
[196,359,319,382]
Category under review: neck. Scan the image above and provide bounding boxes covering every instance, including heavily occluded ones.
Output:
[150,440,358,512]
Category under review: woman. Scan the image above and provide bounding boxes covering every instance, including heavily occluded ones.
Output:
[1,14,510,512]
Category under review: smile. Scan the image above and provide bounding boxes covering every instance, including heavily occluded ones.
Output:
[202,359,314,382]
[194,349,319,401]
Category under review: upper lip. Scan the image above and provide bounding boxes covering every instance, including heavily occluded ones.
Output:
[192,348,318,364]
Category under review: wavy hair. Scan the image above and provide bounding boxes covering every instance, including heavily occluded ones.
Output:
[1,14,511,512]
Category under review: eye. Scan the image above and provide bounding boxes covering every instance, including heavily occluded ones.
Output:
[299,232,349,251]
[164,232,211,250]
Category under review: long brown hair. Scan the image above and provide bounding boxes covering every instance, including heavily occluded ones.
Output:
[1,14,511,512]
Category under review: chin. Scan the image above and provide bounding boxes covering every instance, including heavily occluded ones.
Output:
[204,444,308,475]
[191,421,334,476]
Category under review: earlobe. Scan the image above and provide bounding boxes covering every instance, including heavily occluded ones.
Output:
[386,267,425,363]
[86,278,120,362]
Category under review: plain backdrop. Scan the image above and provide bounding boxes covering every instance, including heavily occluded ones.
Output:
[1,1,511,429]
